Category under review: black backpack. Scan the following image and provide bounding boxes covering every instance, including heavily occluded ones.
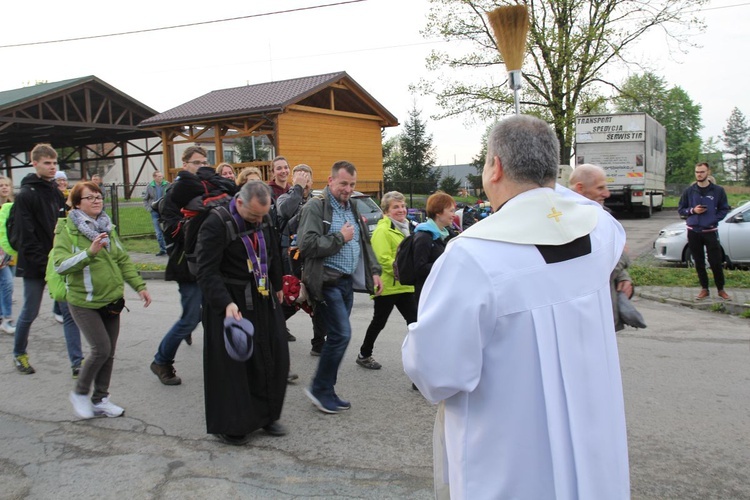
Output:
[393,232,421,286]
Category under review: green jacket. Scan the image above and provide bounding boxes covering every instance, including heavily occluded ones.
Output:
[370,216,414,297]
[0,202,16,257]
[298,187,381,302]
[52,218,146,309]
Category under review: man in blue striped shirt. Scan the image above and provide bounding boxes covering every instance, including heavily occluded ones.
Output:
[298,161,383,414]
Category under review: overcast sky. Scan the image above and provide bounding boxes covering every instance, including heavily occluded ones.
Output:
[2,0,747,167]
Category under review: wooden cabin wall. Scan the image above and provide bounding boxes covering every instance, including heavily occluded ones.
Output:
[277,109,384,190]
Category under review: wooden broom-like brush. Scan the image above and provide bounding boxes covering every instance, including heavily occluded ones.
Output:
[487,5,530,115]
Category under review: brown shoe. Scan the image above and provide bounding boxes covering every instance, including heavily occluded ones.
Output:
[718,290,731,300]
[150,361,182,385]
[695,289,709,300]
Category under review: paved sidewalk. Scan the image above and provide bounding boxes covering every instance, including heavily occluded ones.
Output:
[638,286,750,316]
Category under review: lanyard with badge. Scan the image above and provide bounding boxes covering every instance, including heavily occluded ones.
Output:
[230,199,269,298]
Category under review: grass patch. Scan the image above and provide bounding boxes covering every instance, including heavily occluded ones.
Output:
[630,265,750,288]
[663,194,750,208]
[121,237,159,254]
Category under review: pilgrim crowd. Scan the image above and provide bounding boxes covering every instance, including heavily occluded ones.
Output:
[4,115,644,498]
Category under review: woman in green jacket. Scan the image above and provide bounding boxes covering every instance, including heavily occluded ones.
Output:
[355,191,417,370]
[53,181,151,419]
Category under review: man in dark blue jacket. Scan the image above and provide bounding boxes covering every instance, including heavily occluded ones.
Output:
[677,162,731,300]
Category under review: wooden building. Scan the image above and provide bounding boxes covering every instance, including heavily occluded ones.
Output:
[139,72,399,192]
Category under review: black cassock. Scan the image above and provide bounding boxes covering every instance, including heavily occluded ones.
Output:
[196,210,289,436]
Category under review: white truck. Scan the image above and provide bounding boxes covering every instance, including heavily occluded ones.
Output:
[575,113,666,217]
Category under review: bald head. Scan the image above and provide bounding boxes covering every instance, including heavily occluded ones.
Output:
[569,164,610,205]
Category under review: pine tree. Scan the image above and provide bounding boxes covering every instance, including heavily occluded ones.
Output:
[721,108,750,183]
[390,105,439,192]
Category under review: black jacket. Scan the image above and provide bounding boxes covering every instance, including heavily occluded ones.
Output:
[15,174,65,278]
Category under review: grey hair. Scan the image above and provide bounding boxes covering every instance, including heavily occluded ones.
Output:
[381,191,406,212]
[238,180,272,206]
[568,163,606,188]
[485,115,560,186]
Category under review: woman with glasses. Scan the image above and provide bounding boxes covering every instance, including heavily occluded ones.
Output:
[53,181,152,419]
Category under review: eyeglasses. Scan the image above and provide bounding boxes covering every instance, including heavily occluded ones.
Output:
[185,160,210,166]
[81,195,104,202]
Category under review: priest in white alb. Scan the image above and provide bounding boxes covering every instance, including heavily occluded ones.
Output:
[402,115,630,500]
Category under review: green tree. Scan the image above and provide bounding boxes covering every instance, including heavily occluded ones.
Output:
[721,108,750,184]
[382,132,402,183]
[438,174,462,195]
[235,136,273,162]
[389,105,440,192]
[701,136,725,182]
[615,73,702,183]
[415,0,706,162]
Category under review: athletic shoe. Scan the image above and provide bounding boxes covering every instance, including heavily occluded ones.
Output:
[54,313,64,324]
[0,318,15,335]
[93,397,124,418]
[69,391,94,419]
[332,393,351,411]
[155,251,167,256]
[150,361,182,385]
[13,354,35,374]
[303,387,339,414]
[356,355,382,370]
[310,347,322,356]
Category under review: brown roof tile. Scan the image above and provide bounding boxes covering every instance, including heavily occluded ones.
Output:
[140,71,360,127]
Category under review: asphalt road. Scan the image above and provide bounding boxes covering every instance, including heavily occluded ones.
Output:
[1,278,748,499]
[614,208,679,261]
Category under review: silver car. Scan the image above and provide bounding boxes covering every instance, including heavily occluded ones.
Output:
[311,190,383,236]
[653,201,750,267]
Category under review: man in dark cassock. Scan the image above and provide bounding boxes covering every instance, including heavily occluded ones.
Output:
[196,181,289,445]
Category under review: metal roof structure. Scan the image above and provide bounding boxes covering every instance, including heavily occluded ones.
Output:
[0,76,158,163]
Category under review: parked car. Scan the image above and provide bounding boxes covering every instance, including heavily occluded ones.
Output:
[653,201,750,268]
[311,190,383,235]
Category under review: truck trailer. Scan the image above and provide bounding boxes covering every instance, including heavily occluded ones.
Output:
[575,113,666,217]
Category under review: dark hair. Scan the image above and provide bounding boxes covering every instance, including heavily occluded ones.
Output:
[331,160,356,177]
[696,162,710,170]
[70,181,102,208]
[425,191,455,219]
[31,143,57,162]
[182,146,208,163]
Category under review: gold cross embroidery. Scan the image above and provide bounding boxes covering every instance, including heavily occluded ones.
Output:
[547,207,563,222]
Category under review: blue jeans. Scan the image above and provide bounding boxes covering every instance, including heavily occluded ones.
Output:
[0,264,14,318]
[151,211,167,253]
[13,278,83,367]
[154,281,202,365]
[311,276,353,396]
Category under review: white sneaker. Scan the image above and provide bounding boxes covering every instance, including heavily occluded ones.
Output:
[69,391,94,419]
[54,313,64,324]
[93,397,124,418]
[0,319,15,335]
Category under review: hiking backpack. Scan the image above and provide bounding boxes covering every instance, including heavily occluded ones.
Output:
[393,232,421,286]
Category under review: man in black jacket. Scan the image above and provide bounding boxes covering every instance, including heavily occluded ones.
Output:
[13,144,82,375]
[149,146,237,385]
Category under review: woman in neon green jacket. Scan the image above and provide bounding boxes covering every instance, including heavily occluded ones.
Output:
[52,181,151,420]
[355,191,417,370]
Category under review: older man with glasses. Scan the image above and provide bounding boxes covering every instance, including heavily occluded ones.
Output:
[149,146,237,386]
